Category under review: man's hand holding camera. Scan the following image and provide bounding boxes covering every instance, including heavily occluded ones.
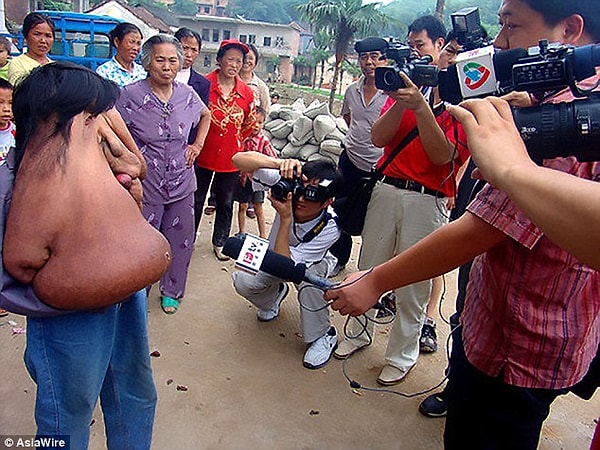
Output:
[278,158,303,180]
[384,72,428,113]
[447,97,536,189]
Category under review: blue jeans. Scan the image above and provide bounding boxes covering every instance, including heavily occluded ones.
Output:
[24,290,157,450]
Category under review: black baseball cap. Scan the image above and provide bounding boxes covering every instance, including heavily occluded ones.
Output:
[354,37,388,54]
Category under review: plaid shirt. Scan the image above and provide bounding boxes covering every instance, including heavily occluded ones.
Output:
[243,132,277,158]
[462,75,600,390]
[240,132,277,186]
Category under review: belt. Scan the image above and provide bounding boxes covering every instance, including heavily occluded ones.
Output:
[382,176,445,198]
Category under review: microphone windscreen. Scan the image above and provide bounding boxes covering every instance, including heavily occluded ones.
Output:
[260,251,305,284]
[223,234,244,259]
[493,47,528,84]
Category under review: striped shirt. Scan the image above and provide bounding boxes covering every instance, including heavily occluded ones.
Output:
[462,74,600,389]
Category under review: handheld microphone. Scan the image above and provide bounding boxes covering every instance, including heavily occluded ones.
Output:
[222,234,337,290]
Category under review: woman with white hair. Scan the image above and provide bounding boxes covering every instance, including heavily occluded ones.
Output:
[116,34,211,314]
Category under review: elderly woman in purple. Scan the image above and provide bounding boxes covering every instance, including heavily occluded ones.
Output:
[116,34,210,314]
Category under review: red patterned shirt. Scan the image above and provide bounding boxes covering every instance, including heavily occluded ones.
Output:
[196,70,257,172]
[462,75,600,389]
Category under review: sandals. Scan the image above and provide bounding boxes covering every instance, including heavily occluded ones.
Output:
[161,296,179,315]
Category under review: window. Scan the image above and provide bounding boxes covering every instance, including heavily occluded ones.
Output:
[202,29,210,41]
[223,30,231,40]
[275,36,284,48]
[212,29,219,42]
[248,35,256,44]
[204,55,211,67]
[239,34,247,43]
[203,6,210,13]
[263,37,271,47]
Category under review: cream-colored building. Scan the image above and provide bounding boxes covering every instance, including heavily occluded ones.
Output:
[178,14,299,82]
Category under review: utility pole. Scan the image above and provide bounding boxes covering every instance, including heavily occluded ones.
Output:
[73,0,90,12]
[0,0,8,34]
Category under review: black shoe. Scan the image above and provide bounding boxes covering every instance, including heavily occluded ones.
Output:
[419,318,438,353]
[419,392,447,418]
[375,292,396,318]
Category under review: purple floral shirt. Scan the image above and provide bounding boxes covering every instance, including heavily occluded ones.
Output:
[116,79,205,205]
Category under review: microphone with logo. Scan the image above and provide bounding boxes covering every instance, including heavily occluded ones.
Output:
[222,233,336,290]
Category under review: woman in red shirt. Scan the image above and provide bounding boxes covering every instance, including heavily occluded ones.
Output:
[194,39,257,260]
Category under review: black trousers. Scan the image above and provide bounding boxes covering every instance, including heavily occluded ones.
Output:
[194,166,239,247]
[444,326,567,450]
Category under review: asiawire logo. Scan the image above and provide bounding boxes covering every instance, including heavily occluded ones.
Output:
[462,62,491,90]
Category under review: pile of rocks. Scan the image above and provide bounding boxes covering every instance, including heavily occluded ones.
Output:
[263,98,347,165]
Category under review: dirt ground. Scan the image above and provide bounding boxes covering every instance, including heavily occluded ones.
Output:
[1,205,598,449]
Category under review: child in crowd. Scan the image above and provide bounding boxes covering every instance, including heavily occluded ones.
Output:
[235,107,276,238]
[0,77,14,316]
[0,36,11,81]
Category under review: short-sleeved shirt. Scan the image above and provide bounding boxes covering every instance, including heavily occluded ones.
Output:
[244,73,270,115]
[243,132,277,158]
[8,54,49,86]
[253,168,341,266]
[377,98,469,197]
[0,62,9,81]
[341,77,387,172]
[462,74,600,390]
[116,79,205,205]
[0,122,15,166]
[96,57,147,88]
[196,70,257,173]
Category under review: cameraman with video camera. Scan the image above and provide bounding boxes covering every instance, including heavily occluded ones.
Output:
[231,151,343,369]
[325,1,600,448]
[334,15,470,386]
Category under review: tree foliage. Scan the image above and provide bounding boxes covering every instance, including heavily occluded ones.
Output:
[170,0,198,16]
[380,0,501,39]
[225,0,300,24]
[296,0,389,109]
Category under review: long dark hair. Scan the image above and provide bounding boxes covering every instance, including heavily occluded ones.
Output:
[109,22,142,49]
[22,12,55,38]
[13,62,120,168]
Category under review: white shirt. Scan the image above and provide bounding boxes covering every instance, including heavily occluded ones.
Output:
[252,168,340,268]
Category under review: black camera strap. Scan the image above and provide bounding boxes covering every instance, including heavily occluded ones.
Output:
[294,211,333,244]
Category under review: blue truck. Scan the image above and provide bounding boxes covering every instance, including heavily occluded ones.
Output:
[9,10,123,70]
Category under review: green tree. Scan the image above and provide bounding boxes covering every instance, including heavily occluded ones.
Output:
[226,0,297,24]
[296,0,389,109]
[309,30,332,89]
[170,0,198,16]
[42,0,70,10]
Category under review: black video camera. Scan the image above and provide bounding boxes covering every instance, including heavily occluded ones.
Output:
[270,177,303,202]
[375,40,438,91]
[513,93,600,163]
[451,6,490,51]
[271,177,332,203]
[438,5,600,163]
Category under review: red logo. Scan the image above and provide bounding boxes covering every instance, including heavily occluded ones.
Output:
[242,251,254,264]
[463,62,491,90]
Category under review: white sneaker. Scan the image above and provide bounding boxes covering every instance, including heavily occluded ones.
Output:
[257,283,289,322]
[303,327,338,369]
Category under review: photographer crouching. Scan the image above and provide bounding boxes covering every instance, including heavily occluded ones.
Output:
[231,151,343,369]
